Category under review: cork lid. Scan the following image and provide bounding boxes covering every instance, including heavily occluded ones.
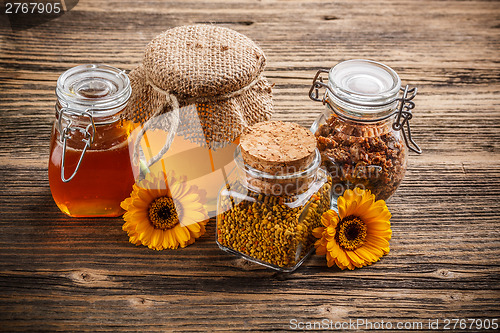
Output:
[240,121,317,174]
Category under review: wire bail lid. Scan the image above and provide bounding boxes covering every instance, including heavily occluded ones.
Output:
[56,64,131,118]
[309,59,422,154]
[55,64,132,182]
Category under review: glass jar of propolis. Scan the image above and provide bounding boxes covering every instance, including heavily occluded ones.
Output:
[216,121,331,272]
[309,59,422,201]
[48,64,136,217]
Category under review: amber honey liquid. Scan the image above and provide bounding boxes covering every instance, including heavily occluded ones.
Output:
[48,124,136,217]
[137,129,238,213]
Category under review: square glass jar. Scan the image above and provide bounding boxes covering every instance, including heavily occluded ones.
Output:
[216,147,331,272]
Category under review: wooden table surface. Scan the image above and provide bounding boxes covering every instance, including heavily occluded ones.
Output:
[1,0,499,331]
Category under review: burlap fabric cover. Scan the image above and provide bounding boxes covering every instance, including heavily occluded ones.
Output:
[124,24,273,149]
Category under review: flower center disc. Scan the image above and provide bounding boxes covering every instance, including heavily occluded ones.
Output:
[149,196,180,230]
[336,215,367,250]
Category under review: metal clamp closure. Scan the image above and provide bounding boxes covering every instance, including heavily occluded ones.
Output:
[393,85,422,154]
[309,69,422,154]
[308,69,330,104]
[57,107,96,182]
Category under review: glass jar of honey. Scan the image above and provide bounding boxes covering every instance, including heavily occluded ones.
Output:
[48,64,135,217]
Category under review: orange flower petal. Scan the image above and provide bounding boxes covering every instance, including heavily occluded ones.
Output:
[138,225,154,245]
[312,227,324,239]
[137,188,154,203]
[355,196,375,216]
[120,197,134,210]
[128,233,142,245]
[326,225,336,237]
[361,242,385,258]
[334,258,349,270]
[365,221,391,231]
[135,220,153,235]
[185,222,201,234]
[165,230,179,249]
[365,234,390,249]
[175,226,191,247]
[354,246,378,263]
[182,210,208,225]
[362,206,385,220]
[337,196,348,219]
[321,210,338,227]
[345,199,359,218]
[131,197,150,209]
[122,220,138,233]
[315,243,327,256]
[345,251,365,268]
[149,229,162,250]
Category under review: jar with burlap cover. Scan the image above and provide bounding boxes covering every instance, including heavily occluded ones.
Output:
[124,24,273,166]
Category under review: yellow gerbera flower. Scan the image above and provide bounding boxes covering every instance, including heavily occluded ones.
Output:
[313,188,392,270]
[120,170,209,250]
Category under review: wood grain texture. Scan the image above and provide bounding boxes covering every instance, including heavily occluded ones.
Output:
[0,0,499,331]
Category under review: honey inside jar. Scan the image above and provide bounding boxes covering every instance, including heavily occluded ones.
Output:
[49,64,135,217]
[48,121,136,217]
[134,123,238,213]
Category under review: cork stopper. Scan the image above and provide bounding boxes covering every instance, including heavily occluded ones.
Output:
[240,121,317,175]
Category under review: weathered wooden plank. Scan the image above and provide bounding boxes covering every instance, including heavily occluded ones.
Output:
[0,0,499,331]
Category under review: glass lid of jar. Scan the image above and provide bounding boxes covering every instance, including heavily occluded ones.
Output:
[309,60,421,153]
[328,59,401,107]
[56,64,131,117]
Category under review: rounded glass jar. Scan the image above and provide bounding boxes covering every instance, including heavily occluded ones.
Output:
[48,64,135,217]
[216,147,331,272]
[310,59,419,201]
